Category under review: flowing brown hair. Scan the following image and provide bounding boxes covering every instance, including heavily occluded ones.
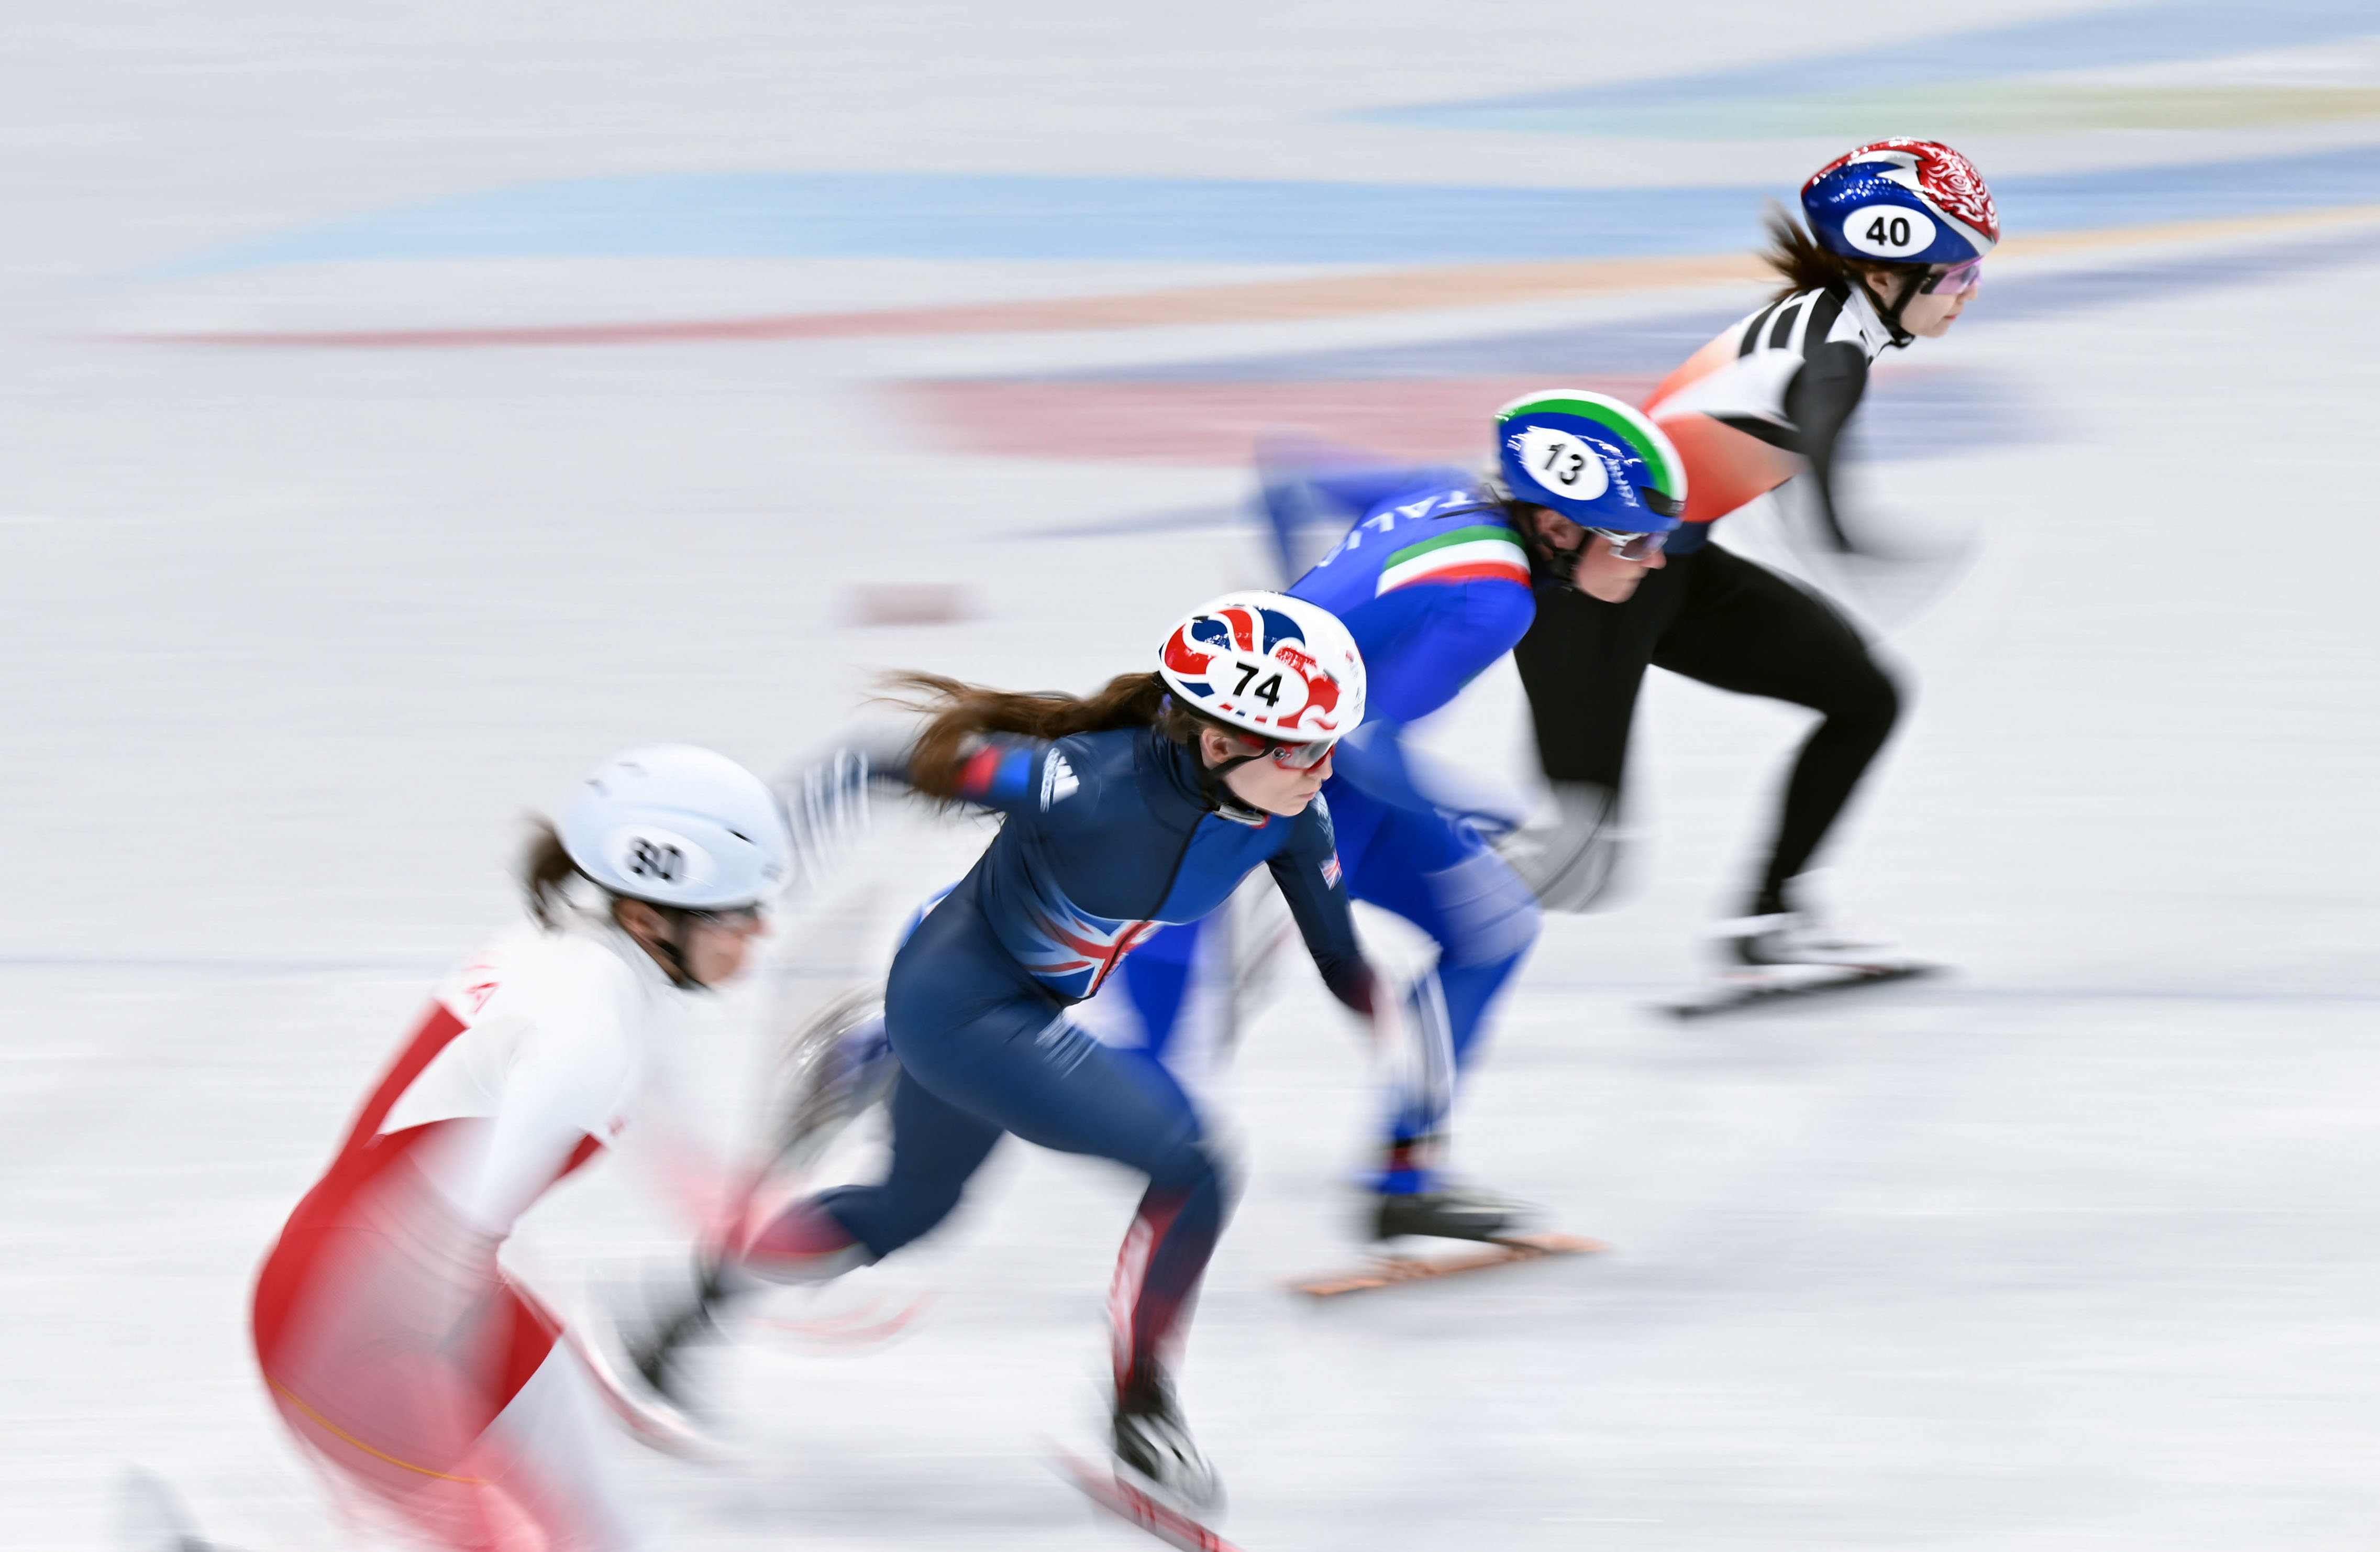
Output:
[520,818,582,929]
[890,671,1223,799]
[1761,202,1928,305]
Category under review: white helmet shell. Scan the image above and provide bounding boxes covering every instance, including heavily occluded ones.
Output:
[1157,591,1365,742]
[560,745,793,909]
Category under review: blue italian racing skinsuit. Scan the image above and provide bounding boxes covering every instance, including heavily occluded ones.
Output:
[1119,468,1543,1196]
[807,723,1374,1394]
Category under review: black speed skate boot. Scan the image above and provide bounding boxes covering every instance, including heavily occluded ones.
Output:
[1369,1133,1537,1243]
[1113,1366,1223,1513]
[1371,1184,1537,1242]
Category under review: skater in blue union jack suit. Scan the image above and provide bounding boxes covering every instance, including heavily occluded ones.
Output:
[728,592,1387,1510]
[1106,390,1687,1242]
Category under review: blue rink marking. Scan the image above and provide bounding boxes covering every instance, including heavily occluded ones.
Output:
[153,144,2380,278]
[1359,0,2380,134]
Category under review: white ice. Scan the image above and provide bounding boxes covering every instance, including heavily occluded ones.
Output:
[4,3,2378,1548]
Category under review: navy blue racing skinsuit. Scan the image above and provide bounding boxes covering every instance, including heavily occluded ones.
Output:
[1120,467,1544,1193]
[811,723,1372,1393]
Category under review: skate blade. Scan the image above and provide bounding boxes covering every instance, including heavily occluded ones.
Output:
[752,1287,937,1350]
[115,1467,218,1552]
[1287,1232,1608,1299]
[1051,1448,1242,1552]
[1665,962,1940,1021]
[559,1315,733,1462]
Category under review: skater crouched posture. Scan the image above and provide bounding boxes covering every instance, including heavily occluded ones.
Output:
[251,746,789,1551]
[1510,138,1998,964]
[740,593,1380,1509]
[1113,392,1683,1242]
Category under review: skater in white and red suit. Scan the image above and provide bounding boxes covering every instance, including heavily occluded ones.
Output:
[250,746,789,1551]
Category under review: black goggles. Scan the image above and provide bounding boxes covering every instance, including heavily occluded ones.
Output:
[678,902,765,929]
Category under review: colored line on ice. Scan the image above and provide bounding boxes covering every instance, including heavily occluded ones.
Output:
[1358,0,2380,135]
[134,145,2380,279]
[113,200,2380,351]
[911,218,2380,470]
[990,215,2380,389]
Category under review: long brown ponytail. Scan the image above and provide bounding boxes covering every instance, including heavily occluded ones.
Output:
[1762,202,1927,305]
[520,818,582,929]
[890,670,1216,798]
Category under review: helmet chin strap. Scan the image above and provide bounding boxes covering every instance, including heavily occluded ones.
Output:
[1873,267,1923,348]
[623,902,710,990]
[1506,499,1588,591]
[1161,694,1276,825]
[1197,752,1272,825]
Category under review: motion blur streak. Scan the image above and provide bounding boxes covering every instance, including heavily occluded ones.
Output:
[6,3,2380,1550]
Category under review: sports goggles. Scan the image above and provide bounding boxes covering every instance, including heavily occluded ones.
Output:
[1919,259,1983,295]
[1589,527,1668,563]
[1266,736,1337,770]
[1225,732,1338,770]
[680,902,765,929]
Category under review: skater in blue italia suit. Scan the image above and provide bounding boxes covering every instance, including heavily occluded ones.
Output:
[1108,391,1686,1242]
[739,592,1377,1510]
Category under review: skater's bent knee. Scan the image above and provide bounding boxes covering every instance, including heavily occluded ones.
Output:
[1142,1135,1232,1205]
[743,1196,879,1280]
[1425,849,1542,967]
[1825,660,1901,739]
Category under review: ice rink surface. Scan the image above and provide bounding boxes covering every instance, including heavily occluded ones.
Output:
[4,2,2379,1547]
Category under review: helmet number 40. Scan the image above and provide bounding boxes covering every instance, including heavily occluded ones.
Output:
[1843,204,1938,259]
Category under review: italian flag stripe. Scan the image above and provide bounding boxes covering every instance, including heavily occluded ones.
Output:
[1382,559,1532,593]
[1385,525,1523,568]
[1378,538,1530,594]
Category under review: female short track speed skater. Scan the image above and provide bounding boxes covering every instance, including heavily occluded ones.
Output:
[1507,138,1999,967]
[250,746,790,1551]
[1102,392,1684,1244]
[729,592,1384,1511]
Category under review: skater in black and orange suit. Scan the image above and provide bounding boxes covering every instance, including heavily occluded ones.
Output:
[1503,139,1999,969]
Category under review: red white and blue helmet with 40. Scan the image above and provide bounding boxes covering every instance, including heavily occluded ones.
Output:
[1157,592,1365,744]
[1801,138,1999,269]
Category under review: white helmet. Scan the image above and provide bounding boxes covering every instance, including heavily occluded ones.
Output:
[1157,591,1365,743]
[560,745,793,909]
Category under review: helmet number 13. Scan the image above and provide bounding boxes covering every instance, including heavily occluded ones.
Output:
[1543,442,1592,487]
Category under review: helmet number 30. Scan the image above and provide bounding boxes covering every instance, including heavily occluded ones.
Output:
[627,836,685,884]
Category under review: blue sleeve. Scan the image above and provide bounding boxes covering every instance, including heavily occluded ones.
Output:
[1294,465,1476,520]
[1258,445,1475,580]
[885,733,1094,817]
[1265,798,1376,1015]
[1343,581,1536,727]
[1329,581,1535,818]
